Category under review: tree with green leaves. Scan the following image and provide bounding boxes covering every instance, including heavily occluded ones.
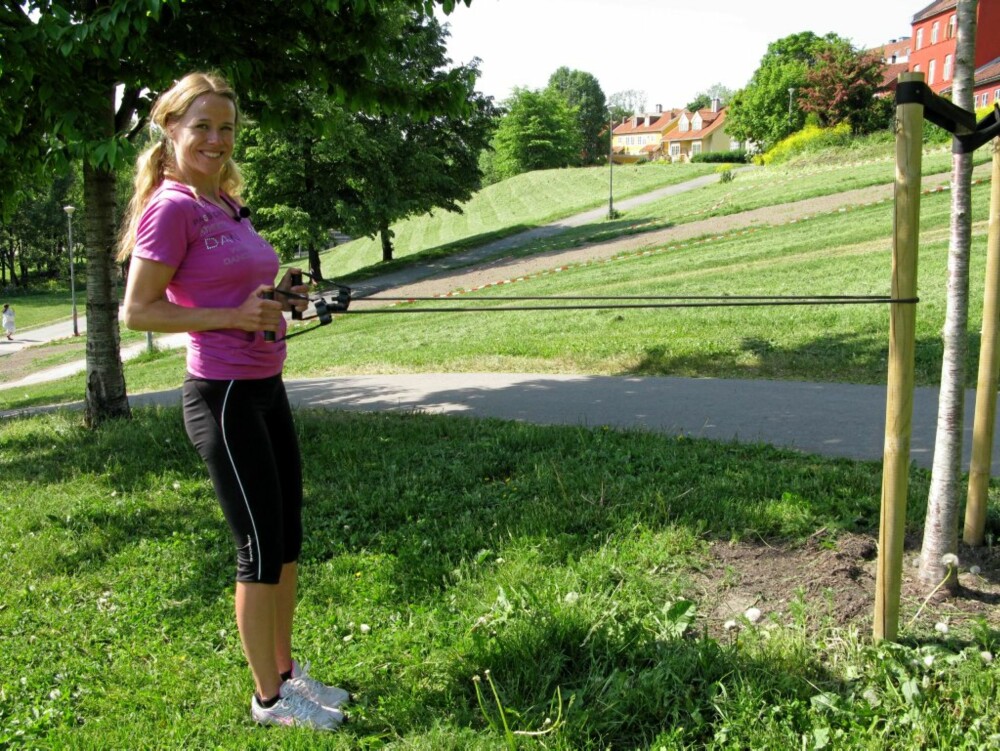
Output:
[1,0,475,426]
[727,31,851,151]
[797,48,892,134]
[487,88,582,181]
[239,101,359,282]
[546,67,607,164]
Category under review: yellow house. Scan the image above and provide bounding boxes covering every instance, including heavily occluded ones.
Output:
[610,106,681,162]
[662,102,734,162]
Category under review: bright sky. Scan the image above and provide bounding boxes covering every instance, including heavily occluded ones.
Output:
[436,0,918,109]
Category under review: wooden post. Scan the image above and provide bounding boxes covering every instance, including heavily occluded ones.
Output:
[874,73,924,642]
[965,139,1000,546]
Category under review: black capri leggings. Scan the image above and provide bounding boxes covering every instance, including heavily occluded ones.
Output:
[183,374,303,584]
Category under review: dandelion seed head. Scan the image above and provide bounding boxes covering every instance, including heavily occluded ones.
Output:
[564,591,580,604]
[981,651,994,664]
[970,565,982,576]
[745,607,762,623]
[923,654,935,667]
[360,623,371,634]
[723,619,738,631]
[342,634,353,643]
[935,622,949,634]
[941,553,959,567]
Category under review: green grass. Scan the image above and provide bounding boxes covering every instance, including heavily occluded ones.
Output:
[2,408,997,749]
[4,136,1000,748]
[323,163,718,279]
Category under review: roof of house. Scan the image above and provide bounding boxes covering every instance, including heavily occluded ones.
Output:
[940,55,1000,94]
[912,0,957,24]
[612,110,681,136]
[880,62,911,90]
[664,108,728,143]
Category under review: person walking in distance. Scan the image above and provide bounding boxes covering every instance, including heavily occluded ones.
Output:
[2,304,14,340]
[117,72,350,731]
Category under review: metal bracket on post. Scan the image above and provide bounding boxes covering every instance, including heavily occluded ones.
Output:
[896,81,1000,153]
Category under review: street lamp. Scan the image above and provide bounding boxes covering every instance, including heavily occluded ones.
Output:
[607,109,615,219]
[63,205,79,336]
[788,87,796,125]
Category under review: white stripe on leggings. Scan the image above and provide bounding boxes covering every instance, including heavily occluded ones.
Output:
[221,380,263,581]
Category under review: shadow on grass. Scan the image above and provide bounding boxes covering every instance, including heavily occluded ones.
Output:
[624,331,976,389]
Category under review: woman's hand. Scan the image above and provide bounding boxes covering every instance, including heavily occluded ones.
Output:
[235,285,286,333]
[276,267,311,314]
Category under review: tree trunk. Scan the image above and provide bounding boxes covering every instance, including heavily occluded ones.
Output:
[308,241,323,283]
[82,84,130,427]
[380,222,394,262]
[919,0,978,592]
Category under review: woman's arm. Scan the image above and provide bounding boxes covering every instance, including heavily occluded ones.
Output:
[122,256,284,334]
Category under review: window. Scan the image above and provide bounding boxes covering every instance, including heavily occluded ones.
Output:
[692,142,702,155]
[947,15,956,39]
[931,21,939,44]
[670,143,680,157]
[916,28,923,50]
[943,54,952,81]
[995,89,1000,102]
[928,59,936,85]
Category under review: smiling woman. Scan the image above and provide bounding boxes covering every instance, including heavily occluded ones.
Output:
[112,72,346,733]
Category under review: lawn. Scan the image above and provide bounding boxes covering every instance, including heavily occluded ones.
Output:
[1,408,997,749]
[3,137,1000,749]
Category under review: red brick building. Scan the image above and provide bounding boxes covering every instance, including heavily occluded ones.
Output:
[908,0,1000,102]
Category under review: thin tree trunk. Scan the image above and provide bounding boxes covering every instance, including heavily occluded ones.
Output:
[919,0,978,591]
[82,84,130,427]
[380,222,394,262]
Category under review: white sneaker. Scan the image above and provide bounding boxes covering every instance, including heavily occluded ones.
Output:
[251,682,345,730]
[285,659,352,710]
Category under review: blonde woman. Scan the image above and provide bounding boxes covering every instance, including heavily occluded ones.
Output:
[119,72,349,731]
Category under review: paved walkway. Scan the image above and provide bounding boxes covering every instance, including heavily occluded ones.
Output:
[3,166,994,472]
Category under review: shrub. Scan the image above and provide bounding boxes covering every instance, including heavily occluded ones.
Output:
[760,123,853,166]
[691,149,748,163]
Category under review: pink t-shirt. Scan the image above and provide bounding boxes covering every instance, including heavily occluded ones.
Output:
[132,180,286,380]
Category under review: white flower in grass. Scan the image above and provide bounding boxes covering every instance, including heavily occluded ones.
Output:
[172,481,181,490]
[981,651,994,664]
[360,623,371,634]
[941,553,959,567]
[935,622,949,635]
[923,654,935,667]
[49,689,61,700]
[342,634,353,643]
[723,619,738,632]
[564,592,580,605]
[744,607,762,624]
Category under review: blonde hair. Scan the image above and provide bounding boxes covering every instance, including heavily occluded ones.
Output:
[117,72,244,261]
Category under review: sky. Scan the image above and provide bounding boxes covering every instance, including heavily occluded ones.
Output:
[436,0,921,109]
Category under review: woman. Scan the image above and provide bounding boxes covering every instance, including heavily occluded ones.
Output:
[2,304,13,340]
[118,72,349,731]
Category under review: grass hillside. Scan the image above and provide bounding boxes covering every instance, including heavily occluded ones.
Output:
[323,162,718,278]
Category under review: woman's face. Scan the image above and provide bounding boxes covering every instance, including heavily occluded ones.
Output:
[167,93,236,189]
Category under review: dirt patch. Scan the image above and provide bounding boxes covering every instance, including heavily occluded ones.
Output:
[695,532,1000,637]
[0,342,84,385]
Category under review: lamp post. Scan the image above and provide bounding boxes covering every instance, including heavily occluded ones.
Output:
[607,109,615,219]
[63,205,79,336]
[788,87,796,125]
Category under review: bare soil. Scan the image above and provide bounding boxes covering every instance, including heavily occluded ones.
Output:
[696,532,1000,637]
